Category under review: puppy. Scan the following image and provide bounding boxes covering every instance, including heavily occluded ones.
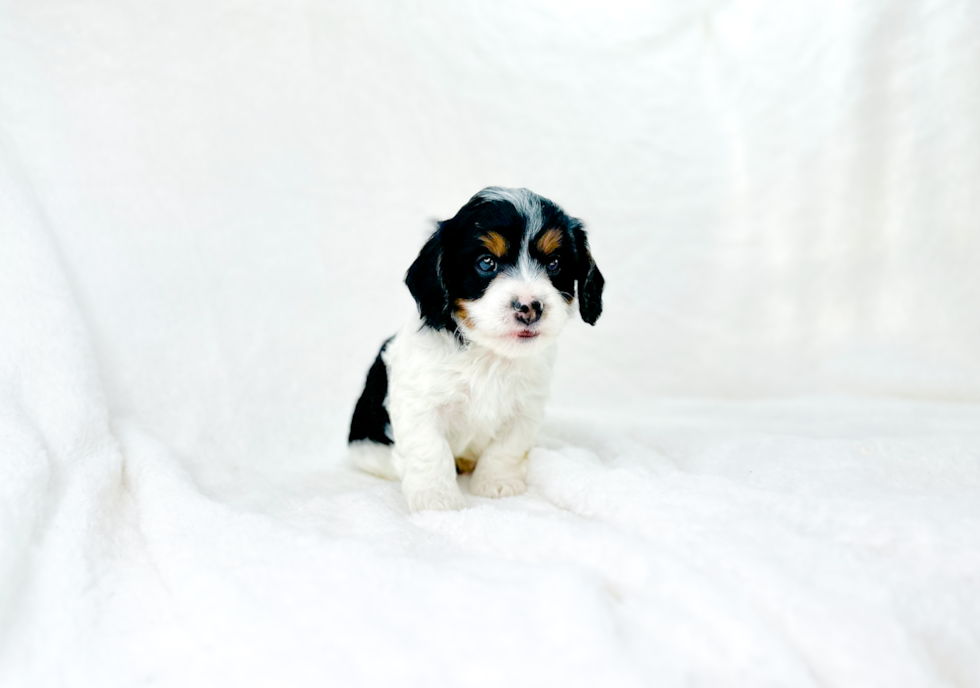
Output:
[348,187,604,512]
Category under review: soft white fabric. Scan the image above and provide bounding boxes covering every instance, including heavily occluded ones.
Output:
[1,0,979,686]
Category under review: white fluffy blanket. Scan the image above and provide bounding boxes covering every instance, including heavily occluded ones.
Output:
[2,1,979,685]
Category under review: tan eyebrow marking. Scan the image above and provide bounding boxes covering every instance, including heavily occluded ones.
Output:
[535,228,562,255]
[480,231,508,257]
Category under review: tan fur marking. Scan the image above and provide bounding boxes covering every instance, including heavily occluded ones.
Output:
[454,299,476,329]
[536,228,562,255]
[480,231,508,257]
[455,457,477,474]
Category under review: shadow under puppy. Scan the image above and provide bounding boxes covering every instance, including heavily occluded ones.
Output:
[349,187,604,512]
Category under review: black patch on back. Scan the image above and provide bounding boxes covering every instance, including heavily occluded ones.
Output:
[348,337,394,446]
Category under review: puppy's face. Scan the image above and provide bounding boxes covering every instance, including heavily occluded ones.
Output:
[406,187,604,358]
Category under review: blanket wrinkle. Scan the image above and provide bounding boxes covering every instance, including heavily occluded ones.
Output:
[0,155,132,680]
[1,1,979,685]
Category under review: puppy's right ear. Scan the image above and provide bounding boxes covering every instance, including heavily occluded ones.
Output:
[405,227,452,331]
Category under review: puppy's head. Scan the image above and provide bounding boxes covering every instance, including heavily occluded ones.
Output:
[406,187,604,358]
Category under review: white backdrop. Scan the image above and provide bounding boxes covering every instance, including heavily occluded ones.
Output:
[2,0,979,468]
[2,1,980,686]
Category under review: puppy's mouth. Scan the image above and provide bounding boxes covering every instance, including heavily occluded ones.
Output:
[515,328,539,339]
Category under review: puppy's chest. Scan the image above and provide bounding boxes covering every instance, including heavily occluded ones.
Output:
[443,353,549,434]
[385,332,553,439]
[447,357,519,422]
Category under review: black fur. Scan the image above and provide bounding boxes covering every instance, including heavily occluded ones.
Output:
[405,231,453,333]
[571,224,604,325]
[404,188,604,331]
[348,337,394,446]
[351,188,603,454]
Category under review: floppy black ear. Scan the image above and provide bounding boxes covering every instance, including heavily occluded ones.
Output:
[571,224,604,325]
[405,227,452,331]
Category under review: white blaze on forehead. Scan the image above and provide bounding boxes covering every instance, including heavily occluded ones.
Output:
[476,186,544,240]
[477,186,537,218]
[512,245,543,283]
[477,186,545,281]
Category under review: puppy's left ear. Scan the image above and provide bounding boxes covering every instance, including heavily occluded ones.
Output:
[405,226,452,331]
[571,223,604,325]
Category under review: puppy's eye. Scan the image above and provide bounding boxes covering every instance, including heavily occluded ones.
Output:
[546,257,560,275]
[477,256,497,274]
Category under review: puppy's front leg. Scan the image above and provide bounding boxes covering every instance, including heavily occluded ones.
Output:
[469,416,538,499]
[394,419,466,513]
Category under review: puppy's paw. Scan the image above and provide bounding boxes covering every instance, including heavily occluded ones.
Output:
[405,485,467,513]
[469,472,527,499]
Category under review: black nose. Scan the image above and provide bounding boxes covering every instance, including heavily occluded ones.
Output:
[512,299,543,325]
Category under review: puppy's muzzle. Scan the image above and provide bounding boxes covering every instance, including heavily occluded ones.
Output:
[512,298,543,325]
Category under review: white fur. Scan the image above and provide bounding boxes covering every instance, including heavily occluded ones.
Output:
[357,310,564,512]
[348,439,399,480]
[355,249,572,511]
[350,186,577,511]
[457,262,570,359]
[478,187,542,232]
